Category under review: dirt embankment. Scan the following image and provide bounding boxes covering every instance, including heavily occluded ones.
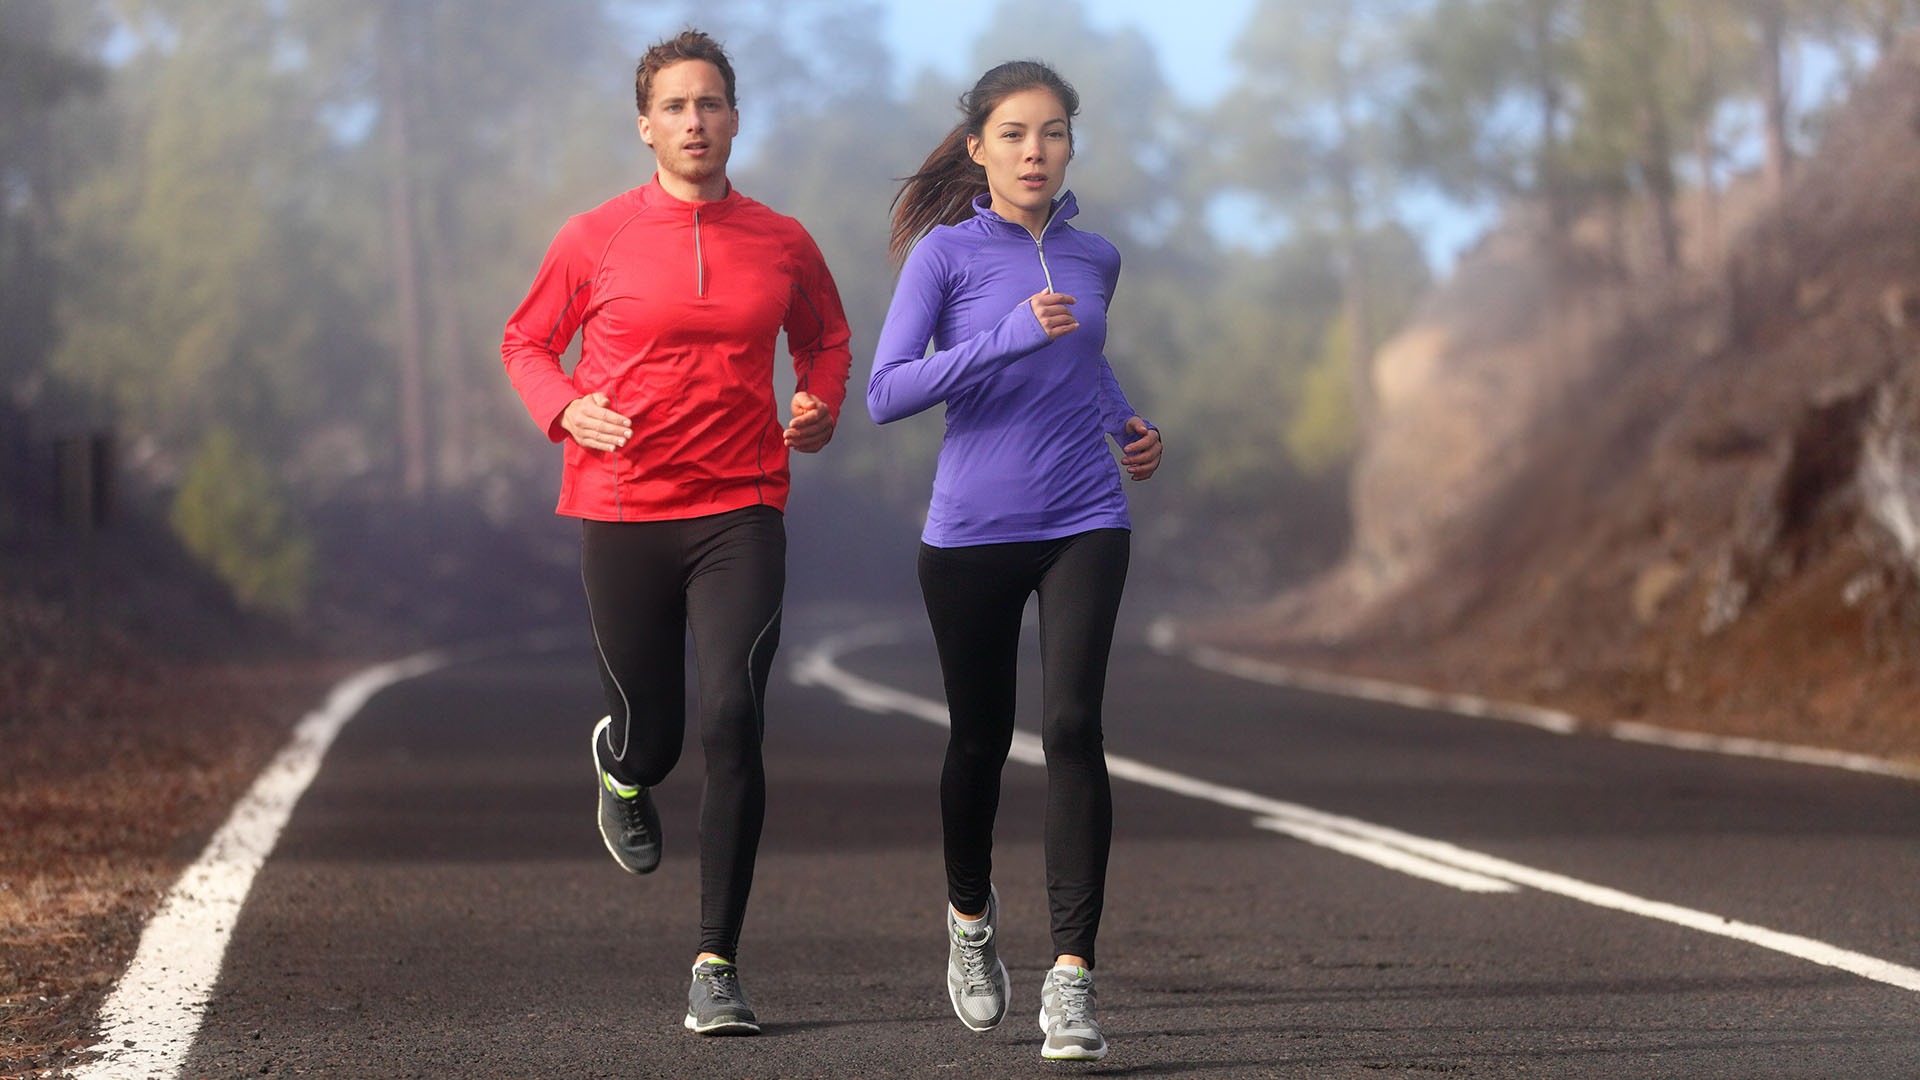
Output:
[1183,34,1920,765]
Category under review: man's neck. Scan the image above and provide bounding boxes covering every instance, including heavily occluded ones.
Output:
[656,172,730,204]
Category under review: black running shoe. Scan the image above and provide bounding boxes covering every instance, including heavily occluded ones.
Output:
[683,959,760,1035]
[592,716,661,874]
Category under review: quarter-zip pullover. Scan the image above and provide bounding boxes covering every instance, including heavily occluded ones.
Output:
[869,191,1148,547]
[503,176,852,521]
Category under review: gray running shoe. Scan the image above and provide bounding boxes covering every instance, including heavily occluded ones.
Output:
[683,958,760,1035]
[1039,965,1107,1061]
[592,716,661,874]
[946,884,1009,1031]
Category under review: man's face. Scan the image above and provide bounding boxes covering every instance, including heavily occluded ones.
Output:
[637,59,737,193]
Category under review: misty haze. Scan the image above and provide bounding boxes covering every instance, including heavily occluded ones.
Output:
[6,1,1920,1077]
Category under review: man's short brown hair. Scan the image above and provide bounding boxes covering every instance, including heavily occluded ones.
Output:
[635,29,737,114]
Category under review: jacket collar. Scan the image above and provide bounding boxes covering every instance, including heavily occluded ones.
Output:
[640,174,740,219]
[971,190,1078,237]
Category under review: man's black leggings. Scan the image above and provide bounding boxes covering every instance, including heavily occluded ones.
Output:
[918,527,1129,968]
[581,506,784,963]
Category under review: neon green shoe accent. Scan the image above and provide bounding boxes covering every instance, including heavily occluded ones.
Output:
[602,770,642,800]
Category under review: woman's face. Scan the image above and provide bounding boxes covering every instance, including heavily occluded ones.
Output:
[967,87,1071,234]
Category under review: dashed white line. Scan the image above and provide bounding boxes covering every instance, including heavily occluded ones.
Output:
[793,625,1920,996]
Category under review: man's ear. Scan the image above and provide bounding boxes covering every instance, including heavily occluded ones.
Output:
[637,114,654,148]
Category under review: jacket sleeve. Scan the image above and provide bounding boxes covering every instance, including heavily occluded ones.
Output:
[784,228,853,422]
[1089,238,1149,441]
[501,218,592,443]
[867,238,1052,425]
[1094,356,1141,441]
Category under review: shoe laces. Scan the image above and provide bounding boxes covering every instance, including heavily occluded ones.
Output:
[695,965,741,1003]
[616,792,652,845]
[1050,971,1095,1027]
[953,924,995,993]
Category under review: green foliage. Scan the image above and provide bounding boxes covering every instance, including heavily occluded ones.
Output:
[170,427,312,615]
[1400,0,1583,206]
[1287,316,1361,478]
[6,0,1910,612]
[0,1,102,393]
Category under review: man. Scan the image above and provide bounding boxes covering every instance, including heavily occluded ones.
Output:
[500,28,851,1036]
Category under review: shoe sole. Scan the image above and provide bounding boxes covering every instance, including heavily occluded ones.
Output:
[948,957,1009,1032]
[683,1013,761,1035]
[593,717,658,874]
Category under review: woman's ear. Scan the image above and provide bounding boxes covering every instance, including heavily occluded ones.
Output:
[966,133,984,167]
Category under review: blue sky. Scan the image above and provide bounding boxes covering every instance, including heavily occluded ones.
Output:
[878,0,1257,105]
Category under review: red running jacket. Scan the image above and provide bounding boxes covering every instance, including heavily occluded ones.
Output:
[502,177,852,522]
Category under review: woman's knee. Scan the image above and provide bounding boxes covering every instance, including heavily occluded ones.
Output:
[1042,704,1105,758]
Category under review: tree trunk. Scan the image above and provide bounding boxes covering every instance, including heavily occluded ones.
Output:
[1687,2,1720,268]
[1759,0,1792,196]
[1632,0,1681,269]
[1332,91,1375,434]
[427,202,468,491]
[1529,0,1571,242]
[378,3,431,500]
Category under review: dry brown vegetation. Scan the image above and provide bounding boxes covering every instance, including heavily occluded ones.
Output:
[1184,35,1920,767]
[0,582,348,1077]
[8,30,1920,1080]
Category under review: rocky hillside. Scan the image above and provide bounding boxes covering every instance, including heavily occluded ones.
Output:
[1188,32,1920,763]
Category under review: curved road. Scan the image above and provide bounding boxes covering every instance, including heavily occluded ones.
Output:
[83,611,1920,1078]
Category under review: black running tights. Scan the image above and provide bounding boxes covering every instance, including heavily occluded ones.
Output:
[581,507,784,963]
[918,528,1128,968]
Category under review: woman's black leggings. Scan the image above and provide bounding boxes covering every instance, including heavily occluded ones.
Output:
[581,506,784,963]
[918,527,1129,968]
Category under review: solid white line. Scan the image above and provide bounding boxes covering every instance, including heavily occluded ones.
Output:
[1149,618,1920,782]
[1608,721,1920,781]
[73,651,448,1080]
[793,626,1920,996]
[1177,637,1583,734]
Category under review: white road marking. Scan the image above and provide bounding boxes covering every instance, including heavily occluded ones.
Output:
[1253,817,1519,893]
[793,626,1920,995]
[73,650,449,1080]
[1607,721,1920,780]
[1148,619,1920,782]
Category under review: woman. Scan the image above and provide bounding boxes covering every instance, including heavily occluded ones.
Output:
[868,59,1163,1063]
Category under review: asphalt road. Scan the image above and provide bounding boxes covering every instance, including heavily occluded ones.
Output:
[174,610,1920,1079]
